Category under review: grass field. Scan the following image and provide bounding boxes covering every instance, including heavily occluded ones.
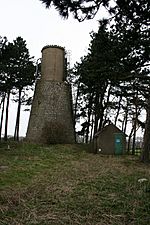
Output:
[0,142,150,225]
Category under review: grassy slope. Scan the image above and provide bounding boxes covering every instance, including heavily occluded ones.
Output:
[0,142,150,225]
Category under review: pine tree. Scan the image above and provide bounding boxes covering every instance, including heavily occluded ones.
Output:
[12,37,35,141]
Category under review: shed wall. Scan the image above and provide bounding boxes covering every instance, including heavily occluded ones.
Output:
[95,125,126,154]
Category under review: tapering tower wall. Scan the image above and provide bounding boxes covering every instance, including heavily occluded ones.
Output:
[26,45,75,144]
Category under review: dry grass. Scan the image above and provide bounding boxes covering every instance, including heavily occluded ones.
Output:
[0,142,150,225]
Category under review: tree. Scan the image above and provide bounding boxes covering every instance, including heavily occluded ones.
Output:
[40,0,110,21]
[72,23,122,142]
[97,2,150,160]
[0,36,8,139]
[0,37,35,141]
[72,14,149,149]
[0,39,17,141]
[12,37,35,141]
[142,95,150,162]
[111,1,150,161]
[0,92,6,140]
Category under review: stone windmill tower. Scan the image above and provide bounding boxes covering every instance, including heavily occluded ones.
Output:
[26,45,75,144]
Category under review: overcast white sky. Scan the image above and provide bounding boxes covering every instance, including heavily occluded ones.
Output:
[0,0,109,137]
[0,0,109,64]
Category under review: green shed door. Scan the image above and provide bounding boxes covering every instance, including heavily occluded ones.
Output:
[114,133,123,155]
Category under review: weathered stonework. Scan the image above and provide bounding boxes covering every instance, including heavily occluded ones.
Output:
[26,46,75,144]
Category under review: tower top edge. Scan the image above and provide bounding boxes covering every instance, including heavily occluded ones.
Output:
[41,45,65,52]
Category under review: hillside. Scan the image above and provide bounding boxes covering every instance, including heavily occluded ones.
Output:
[0,142,150,225]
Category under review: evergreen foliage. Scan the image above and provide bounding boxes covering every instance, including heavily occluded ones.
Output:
[40,0,110,21]
[66,0,150,161]
[0,36,35,141]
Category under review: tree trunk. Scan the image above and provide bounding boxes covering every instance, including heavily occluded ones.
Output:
[132,120,136,155]
[0,96,4,109]
[98,83,108,131]
[127,126,134,154]
[123,106,128,134]
[85,94,93,143]
[141,95,150,163]
[97,92,105,131]
[74,82,80,142]
[14,89,22,141]
[98,107,104,131]
[4,91,10,141]
[102,84,112,127]
[114,95,122,125]
[94,114,99,136]
[90,113,94,142]
[132,94,138,155]
[93,92,100,135]
[0,94,6,140]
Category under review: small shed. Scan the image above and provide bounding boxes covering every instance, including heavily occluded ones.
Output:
[93,124,126,155]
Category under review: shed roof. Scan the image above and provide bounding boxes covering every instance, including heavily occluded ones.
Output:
[94,124,127,138]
